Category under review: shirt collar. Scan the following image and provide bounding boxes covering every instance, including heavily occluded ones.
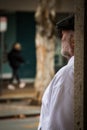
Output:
[68,56,74,65]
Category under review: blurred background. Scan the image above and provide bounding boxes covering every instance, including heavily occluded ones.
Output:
[0,0,74,130]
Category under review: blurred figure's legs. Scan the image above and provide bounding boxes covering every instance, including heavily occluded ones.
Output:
[8,68,20,90]
[8,68,26,90]
[13,69,26,88]
[12,69,20,84]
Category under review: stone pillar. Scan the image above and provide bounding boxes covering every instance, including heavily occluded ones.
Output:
[34,0,56,103]
[84,0,87,129]
[74,0,84,129]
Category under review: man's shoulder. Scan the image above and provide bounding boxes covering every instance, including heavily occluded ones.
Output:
[56,65,68,77]
[56,57,74,77]
[55,63,73,81]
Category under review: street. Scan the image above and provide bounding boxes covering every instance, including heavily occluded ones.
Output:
[0,102,40,130]
[0,82,40,130]
[0,117,39,130]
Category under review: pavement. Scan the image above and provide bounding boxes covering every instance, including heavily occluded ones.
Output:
[0,103,40,118]
[0,99,41,130]
[0,81,41,118]
[0,117,39,130]
[0,81,41,130]
[0,104,40,130]
[0,81,38,103]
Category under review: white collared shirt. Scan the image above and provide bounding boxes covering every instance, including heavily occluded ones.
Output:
[38,56,74,130]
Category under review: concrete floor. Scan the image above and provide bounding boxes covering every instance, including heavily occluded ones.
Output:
[0,103,40,117]
[0,117,39,130]
[0,81,36,100]
[0,81,41,130]
[0,101,40,130]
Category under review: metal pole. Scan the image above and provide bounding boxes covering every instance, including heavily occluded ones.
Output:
[0,16,7,95]
[0,32,4,95]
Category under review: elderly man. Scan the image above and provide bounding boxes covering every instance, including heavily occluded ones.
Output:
[38,15,74,130]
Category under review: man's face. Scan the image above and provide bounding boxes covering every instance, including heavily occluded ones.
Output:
[61,30,74,59]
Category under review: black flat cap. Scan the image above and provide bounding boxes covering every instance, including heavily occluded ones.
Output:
[56,15,74,38]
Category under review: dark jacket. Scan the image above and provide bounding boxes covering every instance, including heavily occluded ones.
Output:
[8,48,24,69]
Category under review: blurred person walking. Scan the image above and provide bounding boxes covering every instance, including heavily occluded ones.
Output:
[8,42,25,90]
